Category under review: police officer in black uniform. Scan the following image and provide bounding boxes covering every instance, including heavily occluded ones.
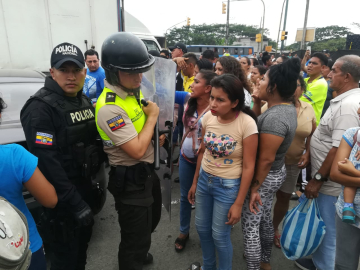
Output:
[95,33,163,270]
[21,42,104,270]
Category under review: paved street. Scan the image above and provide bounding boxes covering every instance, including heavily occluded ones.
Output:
[83,166,300,270]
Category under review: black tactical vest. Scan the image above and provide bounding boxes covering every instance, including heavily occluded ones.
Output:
[30,88,100,182]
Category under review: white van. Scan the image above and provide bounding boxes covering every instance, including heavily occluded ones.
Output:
[0,1,160,72]
[125,11,162,52]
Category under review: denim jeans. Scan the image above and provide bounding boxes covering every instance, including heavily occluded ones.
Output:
[195,167,240,270]
[28,246,46,270]
[179,154,197,234]
[312,192,337,270]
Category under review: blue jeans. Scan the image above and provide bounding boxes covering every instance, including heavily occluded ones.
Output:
[179,154,197,234]
[312,192,337,270]
[195,167,240,270]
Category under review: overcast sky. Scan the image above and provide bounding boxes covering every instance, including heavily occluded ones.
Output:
[125,0,359,46]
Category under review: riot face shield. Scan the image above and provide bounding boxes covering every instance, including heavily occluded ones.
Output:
[141,57,176,217]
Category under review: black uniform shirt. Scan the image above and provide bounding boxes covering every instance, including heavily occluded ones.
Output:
[20,77,85,207]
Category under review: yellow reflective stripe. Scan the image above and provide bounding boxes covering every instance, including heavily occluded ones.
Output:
[95,87,147,142]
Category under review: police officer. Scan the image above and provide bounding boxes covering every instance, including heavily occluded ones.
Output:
[21,42,103,270]
[95,32,163,270]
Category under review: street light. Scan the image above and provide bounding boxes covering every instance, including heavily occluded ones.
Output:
[164,19,187,48]
[230,0,265,51]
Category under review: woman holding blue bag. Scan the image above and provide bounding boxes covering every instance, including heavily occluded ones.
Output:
[242,58,300,270]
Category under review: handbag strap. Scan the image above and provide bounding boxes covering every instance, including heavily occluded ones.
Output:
[179,105,210,150]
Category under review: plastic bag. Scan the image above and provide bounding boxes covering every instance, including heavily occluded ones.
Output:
[280,197,326,260]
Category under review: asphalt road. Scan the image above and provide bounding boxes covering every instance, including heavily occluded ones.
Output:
[82,166,302,270]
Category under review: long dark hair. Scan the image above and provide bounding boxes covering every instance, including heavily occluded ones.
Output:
[241,56,251,66]
[211,74,257,123]
[254,65,267,75]
[196,59,213,71]
[185,70,217,122]
[251,58,259,66]
[262,52,271,66]
[292,74,307,105]
[267,58,301,101]
[216,56,252,92]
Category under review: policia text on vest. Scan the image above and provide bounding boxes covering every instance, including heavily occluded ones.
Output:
[20,42,105,269]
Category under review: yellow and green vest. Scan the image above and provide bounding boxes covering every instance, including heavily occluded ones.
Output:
[95,87,146,142]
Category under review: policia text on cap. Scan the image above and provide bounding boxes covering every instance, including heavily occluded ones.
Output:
[21,42,105,269]
[95,32,165,269]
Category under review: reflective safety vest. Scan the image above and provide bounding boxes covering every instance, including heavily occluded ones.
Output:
[223,53,230,56]
[95,87,147,143]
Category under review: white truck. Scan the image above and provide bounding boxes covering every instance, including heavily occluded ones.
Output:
[0,0,161,72]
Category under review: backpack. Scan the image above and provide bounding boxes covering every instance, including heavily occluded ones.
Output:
[0,197,32,270]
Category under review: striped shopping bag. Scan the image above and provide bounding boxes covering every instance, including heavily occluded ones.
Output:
[280,198,326,260]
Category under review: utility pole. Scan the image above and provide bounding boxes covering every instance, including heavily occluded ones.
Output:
[258,17,262,53]
[226,0,230,45]
[260,0,265,52]
[301,0,310,50]
[280,0,289,53]
[276,0,286,57]
[118,0,125,31]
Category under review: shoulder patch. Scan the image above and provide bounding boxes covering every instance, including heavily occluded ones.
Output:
[105,92,116,103]
[107,115,126,131]
[35,132,53,145]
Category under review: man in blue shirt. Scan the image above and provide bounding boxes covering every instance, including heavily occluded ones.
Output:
[83,49,105,103]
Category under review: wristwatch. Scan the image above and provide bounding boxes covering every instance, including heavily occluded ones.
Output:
[314,172,327,182]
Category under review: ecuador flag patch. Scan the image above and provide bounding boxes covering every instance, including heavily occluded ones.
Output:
[35,132,53,145]
[107,115,126,131]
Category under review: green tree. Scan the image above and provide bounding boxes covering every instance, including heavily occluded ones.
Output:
[352,22,360,30]
[166,23,269,46]
[315,25,353,41]
[284,42,301,51]
[268,39,278,49]
[308,38,347,51]
[285,25,353,52]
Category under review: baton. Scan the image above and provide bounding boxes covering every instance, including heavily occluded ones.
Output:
[141,99,160,170]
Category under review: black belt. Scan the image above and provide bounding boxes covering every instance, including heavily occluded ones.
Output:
[110,162,154,193]
[110,162,155,172]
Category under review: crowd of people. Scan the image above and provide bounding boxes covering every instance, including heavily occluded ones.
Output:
[1,33,360,270]
[166,42,360,270]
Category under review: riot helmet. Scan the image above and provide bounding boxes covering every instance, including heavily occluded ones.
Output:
[101,32,155,74]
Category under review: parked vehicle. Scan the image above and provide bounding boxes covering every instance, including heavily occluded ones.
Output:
[0,69,107,220]
[0,1,161,72]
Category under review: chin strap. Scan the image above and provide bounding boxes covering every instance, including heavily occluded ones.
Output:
[110,70,142,106]
[120,84,141,106]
